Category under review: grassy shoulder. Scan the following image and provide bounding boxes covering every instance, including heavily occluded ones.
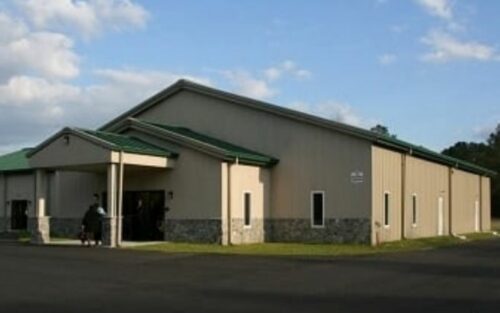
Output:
[130,232,498,257]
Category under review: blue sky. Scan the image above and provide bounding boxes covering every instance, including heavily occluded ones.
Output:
[0,0,499,154]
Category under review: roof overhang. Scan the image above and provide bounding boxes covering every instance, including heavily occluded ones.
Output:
[28,128,175,170]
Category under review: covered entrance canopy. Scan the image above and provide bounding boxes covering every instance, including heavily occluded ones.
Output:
[27,127,177,247]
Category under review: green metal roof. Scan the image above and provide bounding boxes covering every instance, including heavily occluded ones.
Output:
[139,121,279,167]
[0,148,32,172]
[78,129,178,158]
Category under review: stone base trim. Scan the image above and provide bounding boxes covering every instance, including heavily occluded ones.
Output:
[0,217,8,232]
[28,217,51,244]
[102,217,117,247]
[164,219,222,243]
[230,218,265,244]
[268,218,371,244]
[50,218,82,238]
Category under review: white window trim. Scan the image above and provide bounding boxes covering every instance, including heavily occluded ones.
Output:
[412,193,418,228]
[310,190,325,228]
[383,191,390,229]
[243,191,252,229]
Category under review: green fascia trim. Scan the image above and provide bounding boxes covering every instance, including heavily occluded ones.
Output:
[0,148,33,172]
[139,121,279,166]
[79,129,178,158]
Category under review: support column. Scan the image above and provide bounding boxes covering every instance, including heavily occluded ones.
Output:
[1,173,7,232]
[30,170,50,244]
[116,152,124,247]
[103,164,118,247]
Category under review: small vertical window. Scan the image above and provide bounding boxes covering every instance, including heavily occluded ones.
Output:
[311,191,325,227]
[384,192,390,227]
[243,192,251,227]
[412,194,417,226]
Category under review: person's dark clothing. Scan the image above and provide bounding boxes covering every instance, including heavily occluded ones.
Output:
[82,204,102,241]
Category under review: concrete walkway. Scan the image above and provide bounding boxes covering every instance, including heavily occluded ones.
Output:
[49,239,162,247]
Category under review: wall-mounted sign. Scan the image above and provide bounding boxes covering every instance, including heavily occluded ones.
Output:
[350,170,364,184]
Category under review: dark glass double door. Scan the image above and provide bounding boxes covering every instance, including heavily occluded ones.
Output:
[122,191,165,241]
[11,200,28,230]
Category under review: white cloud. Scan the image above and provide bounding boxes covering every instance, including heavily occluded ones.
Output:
[0,31,79,79]
[378,53,397,65]
[421,30,498,62]
[415,0,453,20]
[94,68,212,86]
[221,70,277,100]
[0,2,154,152]
[14,0,149,37]
[473,121,499,141]
[0,75,80,106]
[289,100,376,128]
[263,60,312,81]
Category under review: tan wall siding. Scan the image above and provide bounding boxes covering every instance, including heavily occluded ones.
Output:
[137,90,372,221]
[481,176,491,231]
[451,169,480,234]
[0,174,5,217]
[125,147,222,220]
[404,156,450,238]
[228,163,270,244]
[371,146,402,243]
[54,171,105,218]
[229,164,270,219]
[6,173,35,204]
[30,134,111,169]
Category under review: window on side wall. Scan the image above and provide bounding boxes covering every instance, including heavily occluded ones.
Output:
[243,192,251,228]
[311,191,325,228]
[412,194,417,227]
[384,192,390,228]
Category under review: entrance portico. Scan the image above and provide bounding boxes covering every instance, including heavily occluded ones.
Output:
[27,127,177,247]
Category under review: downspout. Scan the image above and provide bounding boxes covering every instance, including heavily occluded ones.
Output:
[478,175,482,232]
[226,163,232,245]
[2,173,7,231]
[117,151,124,246]
[448,167,453,235]
[226,157,239,245]
[401,153,407,240]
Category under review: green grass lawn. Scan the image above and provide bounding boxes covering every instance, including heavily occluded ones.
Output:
[131,232,498,257]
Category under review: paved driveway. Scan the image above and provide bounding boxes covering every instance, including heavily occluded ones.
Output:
[1,239,499,313]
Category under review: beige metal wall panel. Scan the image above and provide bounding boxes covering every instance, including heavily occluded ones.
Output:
[55,171,105,218]
[0,174,4,217]
[30,134,111,169]
[229,164,270,219]
[371,146,402,243]
[137,90,372,220]
[481,176,491,231]
[451,169,480,234]
[6,173,35,204]
[124,147,222,220]
[404,156,450,238]
[227,163,270,244]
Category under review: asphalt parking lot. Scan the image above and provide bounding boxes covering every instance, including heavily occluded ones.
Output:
[1,239,499,313]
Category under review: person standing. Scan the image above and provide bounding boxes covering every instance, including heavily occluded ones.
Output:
[82,194,105,247]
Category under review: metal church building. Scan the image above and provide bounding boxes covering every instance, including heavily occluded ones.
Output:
[0,80,495,247]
